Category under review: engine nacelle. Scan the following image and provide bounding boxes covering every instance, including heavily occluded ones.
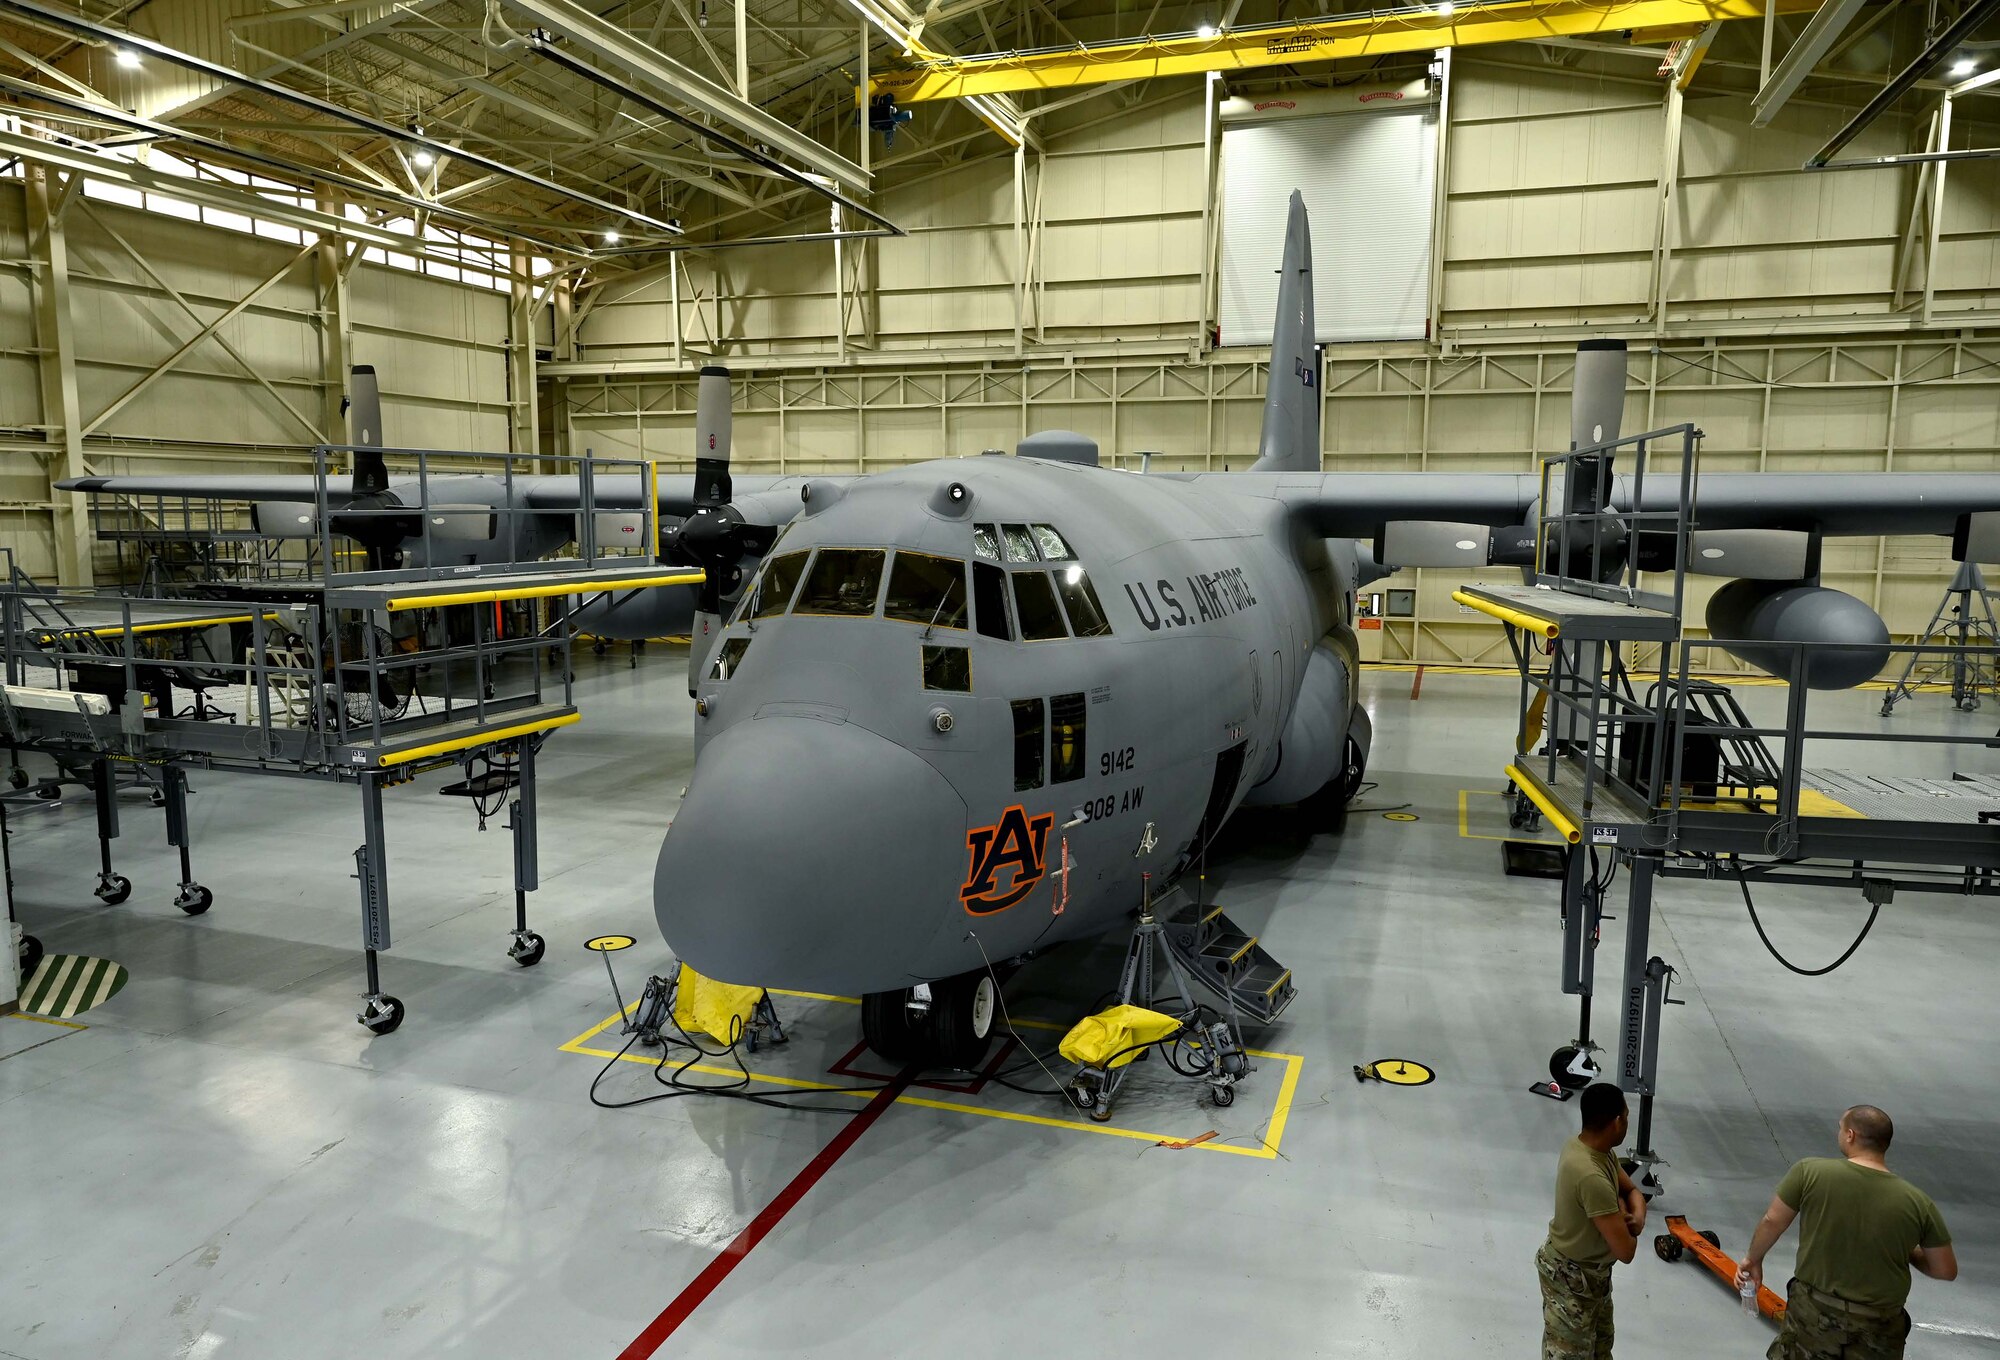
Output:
[1705,579,1890,690]
[1243,637,1352,806]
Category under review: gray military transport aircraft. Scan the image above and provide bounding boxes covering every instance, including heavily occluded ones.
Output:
[58,193,2000,1068]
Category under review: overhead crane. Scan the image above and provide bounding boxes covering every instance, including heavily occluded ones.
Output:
[865,0,1819,107]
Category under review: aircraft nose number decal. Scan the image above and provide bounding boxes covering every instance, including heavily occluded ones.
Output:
[961,804,1056,915]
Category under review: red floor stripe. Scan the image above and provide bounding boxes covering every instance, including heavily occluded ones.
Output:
[616,1071,914,1358]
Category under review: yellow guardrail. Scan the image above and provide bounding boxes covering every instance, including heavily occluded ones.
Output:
[1452,589,1560,641]
[1504,763,1582,845]
[373,711,581,767]
[379,570,704,612]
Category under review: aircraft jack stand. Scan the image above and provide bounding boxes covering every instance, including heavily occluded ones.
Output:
[1653,1215,1786,1322]
[1066,882,1250,1123]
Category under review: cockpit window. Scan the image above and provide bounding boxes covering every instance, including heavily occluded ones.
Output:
[1012,571,1069,641]
[708,637,752,680]
[884,552,968,630]
[1031,525,1073,561]
[795,548,885,616]
[973,562,1012,640]
[1000,524,1038,563]
[750,550,809,619]
[1053,565,1112,637]
[972,524,1001,561]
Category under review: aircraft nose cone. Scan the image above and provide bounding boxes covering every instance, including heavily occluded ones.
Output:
[655,717,969,994]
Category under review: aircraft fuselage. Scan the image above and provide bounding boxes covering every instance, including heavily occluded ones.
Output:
[654,454,1365,995]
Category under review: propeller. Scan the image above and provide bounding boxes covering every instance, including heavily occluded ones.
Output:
[668,365,773,691]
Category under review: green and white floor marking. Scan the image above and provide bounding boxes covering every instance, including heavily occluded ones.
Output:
[19,955,128,1019]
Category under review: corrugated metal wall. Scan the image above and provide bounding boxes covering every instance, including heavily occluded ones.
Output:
[0,180,510,581]
[563,57,2000,661]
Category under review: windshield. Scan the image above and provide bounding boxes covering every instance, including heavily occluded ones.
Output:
[749,551,809,619]
[884,552,968,629]
[795,548,885,616]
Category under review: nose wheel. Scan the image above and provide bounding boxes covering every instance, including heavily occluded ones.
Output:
[861,971,997,1071]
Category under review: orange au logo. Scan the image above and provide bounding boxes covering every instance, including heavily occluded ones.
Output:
[961,805,1055,914]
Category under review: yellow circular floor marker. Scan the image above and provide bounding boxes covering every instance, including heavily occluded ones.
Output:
[1357,1058,1435,1087]
[584,934,637,952]
[1383,812,1420,823]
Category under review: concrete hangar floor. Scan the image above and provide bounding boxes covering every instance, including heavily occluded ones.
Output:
[2,653,1995,1359]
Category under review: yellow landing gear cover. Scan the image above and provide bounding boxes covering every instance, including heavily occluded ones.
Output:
[1058,1004,1183,1071]
[672,963,766,1043]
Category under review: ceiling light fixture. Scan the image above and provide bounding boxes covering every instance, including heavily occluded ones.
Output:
[1196,22,1217,38]
[604,229,621,244]
[411,147,435,169]
[114,48,139,68]
[1951,58,1978,77]
[1438,1,1454,16]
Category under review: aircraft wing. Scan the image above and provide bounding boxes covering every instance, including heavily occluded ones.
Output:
[56,473,337,500]
[1186,470,2000,539]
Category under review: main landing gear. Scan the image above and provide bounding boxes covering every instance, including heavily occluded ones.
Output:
[861,971,998,1070]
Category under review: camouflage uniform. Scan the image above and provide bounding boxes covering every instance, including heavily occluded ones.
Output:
[1536,1242,1614,1360]
[1768,1279,1911,1360]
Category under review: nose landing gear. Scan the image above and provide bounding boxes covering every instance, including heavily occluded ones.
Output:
[861,971,998,1071]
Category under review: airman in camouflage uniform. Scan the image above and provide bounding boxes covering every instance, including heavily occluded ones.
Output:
[1538,1082,1646,1360]
[1769,1280,1910,1360]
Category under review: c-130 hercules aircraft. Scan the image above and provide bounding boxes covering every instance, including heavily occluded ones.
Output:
[59,194,2000,1063]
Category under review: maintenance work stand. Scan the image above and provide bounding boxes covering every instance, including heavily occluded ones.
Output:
[2,448,698,1033]
[1457,424,2000,1196]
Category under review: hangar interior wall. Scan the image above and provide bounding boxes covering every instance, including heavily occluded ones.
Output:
[558,54,2000,665]
[0,176,514,583]
[4,50,1998,669]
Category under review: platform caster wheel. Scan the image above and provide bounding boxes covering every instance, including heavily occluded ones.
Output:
[1549,1045,1597,1091]
[359,994,405,1035]
[1087,1100,1115,1123]
[1654,1235,1684,1263]
[18,932,43,979]
[175,884,213,916]
[507,930,546,967]
[7,766,26,789]
[592,640,607,656]
[148,790,166,808]
[1210,1083,1236,1108]
[34,783,59,800]
[94,873,132,905]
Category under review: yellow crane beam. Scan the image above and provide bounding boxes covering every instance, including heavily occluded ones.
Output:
[869,0,1819,105]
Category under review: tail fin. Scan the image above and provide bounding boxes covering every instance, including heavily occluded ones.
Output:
[1250,191,1319,473]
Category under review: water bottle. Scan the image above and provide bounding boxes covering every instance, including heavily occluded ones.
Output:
[1739,1271,1759,1314]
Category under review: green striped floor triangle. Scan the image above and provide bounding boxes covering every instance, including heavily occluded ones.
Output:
[19,954,128,1019]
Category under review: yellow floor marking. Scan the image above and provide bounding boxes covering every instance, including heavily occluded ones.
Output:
[560,1000,1303,1160]
[4,1010,87,1029]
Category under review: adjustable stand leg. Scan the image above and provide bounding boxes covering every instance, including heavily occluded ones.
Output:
[162,766,211,915]
[1540,844,1605,1097]
[355,774,402,1034]
[89,757,129,905]
[505,742,545,967]
[1615,856,1676,1198]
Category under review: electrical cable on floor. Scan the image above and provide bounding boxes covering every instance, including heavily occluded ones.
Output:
[1729,858,1883,977]
[967,929,1077,1102]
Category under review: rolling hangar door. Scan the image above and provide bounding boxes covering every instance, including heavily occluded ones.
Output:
[1217,79,1440,348]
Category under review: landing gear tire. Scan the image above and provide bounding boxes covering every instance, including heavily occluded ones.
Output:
[861,989,922,1064]
[862,972,997,1070]
[928,972,996,1071]
[175,884,213,916]
[94,873,131,906]
[592,640,608,656]
[508,931,546,967]
[359,995,404,1035]
[18,932,43,979]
